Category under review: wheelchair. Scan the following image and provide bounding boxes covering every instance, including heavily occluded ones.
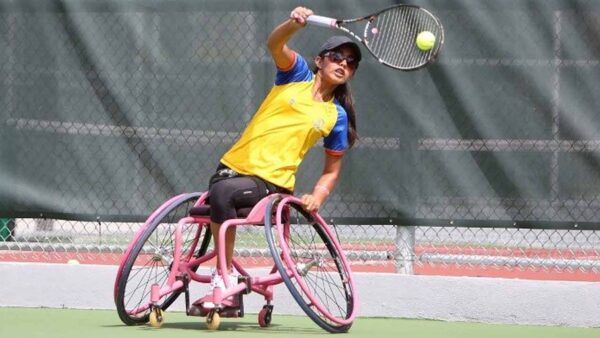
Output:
[113,192,357,333]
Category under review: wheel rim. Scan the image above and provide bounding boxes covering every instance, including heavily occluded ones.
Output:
[117,194,209,323]
[265,196,355,332]
[281,205,353,322]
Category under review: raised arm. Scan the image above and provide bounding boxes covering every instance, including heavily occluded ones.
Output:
[266,6,313,70]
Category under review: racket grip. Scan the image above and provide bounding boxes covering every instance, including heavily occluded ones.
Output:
[306,15,337,28]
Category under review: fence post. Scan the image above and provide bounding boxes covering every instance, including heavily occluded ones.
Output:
[395,225,416,274]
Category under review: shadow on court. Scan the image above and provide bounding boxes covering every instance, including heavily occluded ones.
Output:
[102,318,325,335]
[3,308,600,338]
[159,321,321,334]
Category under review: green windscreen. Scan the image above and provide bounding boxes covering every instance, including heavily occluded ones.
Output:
[1,0,600,229]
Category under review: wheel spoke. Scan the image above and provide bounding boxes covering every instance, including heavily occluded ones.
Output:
[265,198,355,333]
[116,193,210,325]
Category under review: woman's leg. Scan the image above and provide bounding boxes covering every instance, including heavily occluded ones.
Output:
[210,221,236,272]
[209,176,269,276]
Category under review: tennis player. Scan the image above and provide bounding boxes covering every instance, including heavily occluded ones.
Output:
[202,6,361,307]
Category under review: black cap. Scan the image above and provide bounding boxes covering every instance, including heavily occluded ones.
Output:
[319,35,362,62]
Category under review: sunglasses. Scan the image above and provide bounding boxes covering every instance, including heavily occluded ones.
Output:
[322,51,359,69]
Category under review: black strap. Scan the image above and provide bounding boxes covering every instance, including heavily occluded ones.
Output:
[211,162,292,195]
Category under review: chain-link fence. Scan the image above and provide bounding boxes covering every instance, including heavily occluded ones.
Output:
[2,218,599,280]
[2,0,600,279]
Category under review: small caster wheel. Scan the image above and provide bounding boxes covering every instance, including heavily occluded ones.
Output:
[149,307,164,328]
[258,305,273,327]
[206,310,221,330]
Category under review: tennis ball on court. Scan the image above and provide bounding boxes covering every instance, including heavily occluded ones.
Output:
[67,259,80,265]
[416,31,436,51]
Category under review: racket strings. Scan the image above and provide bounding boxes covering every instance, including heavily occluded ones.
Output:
[366,6,442,70]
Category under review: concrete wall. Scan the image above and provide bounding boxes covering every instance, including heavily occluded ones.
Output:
[1,262,599,327]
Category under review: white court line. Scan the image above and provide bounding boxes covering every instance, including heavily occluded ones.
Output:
[418,138,600,152]
[5,117,240,144]
[8,118,600,153]
[5,117,405,150]
[439,58,600,67]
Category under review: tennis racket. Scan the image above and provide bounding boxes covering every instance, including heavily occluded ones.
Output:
[306,4,444,71]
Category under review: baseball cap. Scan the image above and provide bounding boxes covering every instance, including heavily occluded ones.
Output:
[319,35,362,62]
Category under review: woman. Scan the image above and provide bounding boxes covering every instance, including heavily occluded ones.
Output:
[202,6,361,307]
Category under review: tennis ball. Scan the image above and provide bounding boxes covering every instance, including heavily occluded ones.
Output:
[416,31,436,51]
[67,259,80,265]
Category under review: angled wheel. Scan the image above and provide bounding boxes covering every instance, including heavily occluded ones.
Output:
[114,192,212,325]
[264,195,357,333]
[207,310,221,330]
[258,305,273,327]
[148,307,164,328]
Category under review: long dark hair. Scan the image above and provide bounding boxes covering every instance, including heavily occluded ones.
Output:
[312,60,358,148]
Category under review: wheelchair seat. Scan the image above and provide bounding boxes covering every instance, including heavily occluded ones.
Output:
[189,205,253,219]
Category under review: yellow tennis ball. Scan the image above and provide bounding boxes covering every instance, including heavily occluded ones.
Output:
[416,31,436,51]
[67,259,80,265]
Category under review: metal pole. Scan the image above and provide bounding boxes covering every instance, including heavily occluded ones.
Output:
[395,225,415,274]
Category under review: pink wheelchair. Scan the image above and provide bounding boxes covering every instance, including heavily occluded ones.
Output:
[113,192,358,333]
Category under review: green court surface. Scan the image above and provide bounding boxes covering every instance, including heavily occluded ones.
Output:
[1,307,598,338]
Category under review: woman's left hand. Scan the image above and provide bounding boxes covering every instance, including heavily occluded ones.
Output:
[301,194,320,212]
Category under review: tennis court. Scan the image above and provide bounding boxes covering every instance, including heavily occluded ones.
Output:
[1,308,598,338]
[3,0,600,334]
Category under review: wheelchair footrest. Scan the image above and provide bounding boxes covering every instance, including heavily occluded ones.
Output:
[188,304,243,318]
[188,294,244,318]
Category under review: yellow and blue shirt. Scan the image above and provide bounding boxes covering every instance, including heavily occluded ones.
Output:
[220,53,349,191]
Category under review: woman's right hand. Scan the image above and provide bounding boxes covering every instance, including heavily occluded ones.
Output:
[289,7,314,26]
[267,6,312,69]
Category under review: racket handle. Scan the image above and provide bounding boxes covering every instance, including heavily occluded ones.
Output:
[306,15,337,28]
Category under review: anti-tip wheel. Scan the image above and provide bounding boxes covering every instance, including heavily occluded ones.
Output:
[206,311,221,330]
[148,308,164,328]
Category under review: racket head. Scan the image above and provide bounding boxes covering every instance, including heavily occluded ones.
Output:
[361,5,445,71]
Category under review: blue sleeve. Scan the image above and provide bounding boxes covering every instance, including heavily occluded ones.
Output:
[323,103,349,157]
[275,53,313,85]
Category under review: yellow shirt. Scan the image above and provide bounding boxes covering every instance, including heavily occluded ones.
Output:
[221,54,349,191]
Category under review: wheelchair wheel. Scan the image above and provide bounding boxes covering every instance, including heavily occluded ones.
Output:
[114,192,212,325]
[264,195,357,333]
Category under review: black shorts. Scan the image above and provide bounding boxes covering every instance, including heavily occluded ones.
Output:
[208,163,290,224]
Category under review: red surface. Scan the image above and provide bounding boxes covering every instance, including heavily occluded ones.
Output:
[2,249,599,282]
